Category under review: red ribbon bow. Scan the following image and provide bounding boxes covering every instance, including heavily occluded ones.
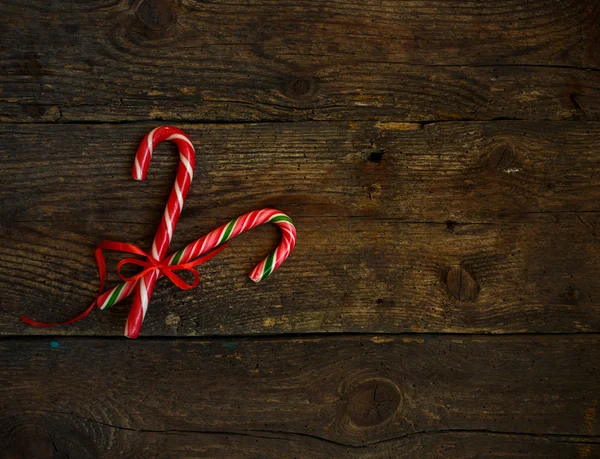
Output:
[21,240,228,327]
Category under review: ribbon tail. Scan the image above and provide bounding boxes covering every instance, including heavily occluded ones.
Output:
[20,240,116,327]
[21,300,96,328]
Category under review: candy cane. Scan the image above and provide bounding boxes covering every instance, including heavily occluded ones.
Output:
[169,208,296,281]
[97,208,296,309]
[125,126,195,339]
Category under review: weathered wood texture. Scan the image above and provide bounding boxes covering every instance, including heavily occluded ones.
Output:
[1,0,599,123]
[1,336,599,458]
[2,1,599,457]
[2,122,599,336]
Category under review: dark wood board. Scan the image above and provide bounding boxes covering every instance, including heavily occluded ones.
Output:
[3,215,600,336]
[1,335,599,458]
[1,122,599,336]
[0,0,599,123]
[3,121,600,223]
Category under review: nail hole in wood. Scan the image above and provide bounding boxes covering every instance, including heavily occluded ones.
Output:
[368,151,384,163]
[563,285,581,305]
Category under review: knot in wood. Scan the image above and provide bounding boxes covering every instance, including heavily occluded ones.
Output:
[345,378,402,427]
[133,0,175,31]
[488,143,515,171]
[446,266,479,302]
[1,418,89,458]
[292,78,311,96]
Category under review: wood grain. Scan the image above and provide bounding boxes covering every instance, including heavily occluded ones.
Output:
[0,0,599,122]
[1,335,598,457]
[2,122,599,336]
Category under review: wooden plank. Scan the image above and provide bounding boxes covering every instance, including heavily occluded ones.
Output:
[1,335,599,457]
[0,0,599,122]
[3,121,600,223]
[5,429,594,459]
[3,215,600,336]
[2,122,600,336]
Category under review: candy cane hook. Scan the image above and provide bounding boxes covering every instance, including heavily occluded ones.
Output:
[126,126,196,338]
[167,208,297,282]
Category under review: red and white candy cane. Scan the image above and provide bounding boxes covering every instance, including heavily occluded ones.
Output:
[97,208,296,310]
[125,126,195,338]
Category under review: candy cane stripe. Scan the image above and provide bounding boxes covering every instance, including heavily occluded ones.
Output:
[134,158,143,180]
[164,208,173,238]
[249,210,262,228]
[180,154,194,179]
[103,283,126,310]
[262,251,276,278]
[270,215,292,224]
[174,181,184,210]
[171,248,185,265]
[148,127,159,154]
[167,133,195,150]
[189,238,203,259]
[219,218,237,244]
[139,277,149,315]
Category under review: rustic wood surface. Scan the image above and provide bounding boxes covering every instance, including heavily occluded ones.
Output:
[1,0,599,457]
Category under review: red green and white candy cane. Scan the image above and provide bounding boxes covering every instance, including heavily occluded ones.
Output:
[169,208,296,282]
[96,208,296,312]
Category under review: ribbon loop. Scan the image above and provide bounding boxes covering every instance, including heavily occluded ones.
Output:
[116,257,156,283]
[161,266,199,291]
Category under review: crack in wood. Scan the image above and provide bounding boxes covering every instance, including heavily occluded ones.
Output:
[25,410,600,449]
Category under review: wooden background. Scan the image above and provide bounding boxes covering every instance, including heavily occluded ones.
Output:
[1,0,599,457]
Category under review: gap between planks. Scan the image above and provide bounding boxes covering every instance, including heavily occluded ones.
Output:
[3,331,600,341]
